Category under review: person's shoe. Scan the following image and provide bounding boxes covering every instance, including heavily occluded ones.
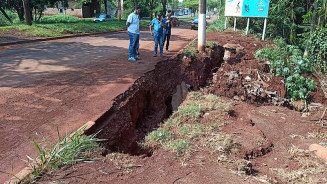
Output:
[166,49,169,52]
[160,54,163,57]
[137,52,141,56]
[135,56,141,60]
[153,54,157,57]
[128,57,136,61]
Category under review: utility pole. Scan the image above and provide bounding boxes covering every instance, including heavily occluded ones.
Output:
[198,0,206,51]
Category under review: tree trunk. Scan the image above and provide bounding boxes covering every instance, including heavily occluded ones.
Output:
[104,0,108,14]
[37,11,43,21]
[161,0,167,17]
[22,0,32,25]
[0,7,13,24]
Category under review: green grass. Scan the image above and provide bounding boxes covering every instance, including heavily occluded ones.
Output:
[141,92,235,155]
[18,126,104,183]
[178,16,197,21]
[0,15,150,37]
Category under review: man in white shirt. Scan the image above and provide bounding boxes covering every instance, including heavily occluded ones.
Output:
[126,6,141,62]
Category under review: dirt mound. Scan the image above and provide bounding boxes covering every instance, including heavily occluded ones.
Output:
[206,31,327,108]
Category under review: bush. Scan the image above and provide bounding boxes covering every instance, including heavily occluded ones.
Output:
[0,10,19,26]
[256,42,317,102]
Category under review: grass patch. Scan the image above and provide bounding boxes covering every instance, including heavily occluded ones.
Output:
[14,127,104,183]
[141,92,235,156]
[207,16,229,32]
[0,15,150,37]
[180,39,198,57]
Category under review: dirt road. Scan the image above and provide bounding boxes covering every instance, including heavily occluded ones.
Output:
[0,21,199,182]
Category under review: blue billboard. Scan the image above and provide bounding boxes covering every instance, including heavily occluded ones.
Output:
[225,0,270,17]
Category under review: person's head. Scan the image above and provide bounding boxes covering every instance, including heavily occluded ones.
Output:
[156,12,161,19]
[134,6,141,14]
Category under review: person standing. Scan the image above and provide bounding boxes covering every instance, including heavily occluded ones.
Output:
[149,12,166,57]
[163,13,172,52]
[126,6,141,61]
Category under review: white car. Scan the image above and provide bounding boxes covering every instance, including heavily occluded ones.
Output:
[94,14,112,23]
[206,14,211,19]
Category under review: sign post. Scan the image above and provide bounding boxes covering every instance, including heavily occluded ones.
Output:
[246,18,250,36]
[262,18,267,40]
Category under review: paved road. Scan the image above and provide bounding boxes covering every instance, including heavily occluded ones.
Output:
[0,20,200,182]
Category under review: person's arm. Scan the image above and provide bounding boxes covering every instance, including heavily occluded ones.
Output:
[126,22,131,27]
[159,18,167,29]
[149,20,153,35]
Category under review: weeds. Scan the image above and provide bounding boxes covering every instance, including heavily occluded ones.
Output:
[181,39,198,57]
[271,145,327,184]
[19,127,104,183]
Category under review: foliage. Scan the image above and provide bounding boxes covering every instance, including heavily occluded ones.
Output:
[256,40,317,102]
[308,27,327,72]
[207,15,229,32]
[0,10,19,26]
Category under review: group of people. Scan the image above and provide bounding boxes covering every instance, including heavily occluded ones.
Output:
[126,6,173,61]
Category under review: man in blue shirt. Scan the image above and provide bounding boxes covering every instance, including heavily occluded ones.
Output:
[126,6,141,62]
[149,12,167,57]
[163,13,172,52]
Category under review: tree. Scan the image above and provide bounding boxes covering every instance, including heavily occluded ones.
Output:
[22,0,32,25]
[0,0,13,23]
[161,0,167,16]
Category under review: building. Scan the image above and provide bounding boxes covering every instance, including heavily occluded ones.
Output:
[44,0,114,18]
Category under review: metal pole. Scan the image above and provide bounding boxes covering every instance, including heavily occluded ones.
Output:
[246,17,250,36]
[198,0,206,51]
[262,18,267,40]
[224,16,227,30]
[233,17,237,31]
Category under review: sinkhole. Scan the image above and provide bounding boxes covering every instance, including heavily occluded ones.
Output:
[84,45,225,157]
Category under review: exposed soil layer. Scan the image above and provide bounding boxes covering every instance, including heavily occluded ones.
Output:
[34,31,327,183]
[85,45,224,155]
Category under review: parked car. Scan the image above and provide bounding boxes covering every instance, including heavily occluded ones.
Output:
[206,14,211,19]
[171,17,180,27]
[191,18,198,30]
[94,14,112,23]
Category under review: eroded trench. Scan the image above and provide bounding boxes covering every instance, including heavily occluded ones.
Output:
[84,45,225,156]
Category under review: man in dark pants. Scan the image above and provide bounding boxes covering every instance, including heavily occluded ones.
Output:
[150,12,167,57]
[126,6,141,61]
[163,13,172,52]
